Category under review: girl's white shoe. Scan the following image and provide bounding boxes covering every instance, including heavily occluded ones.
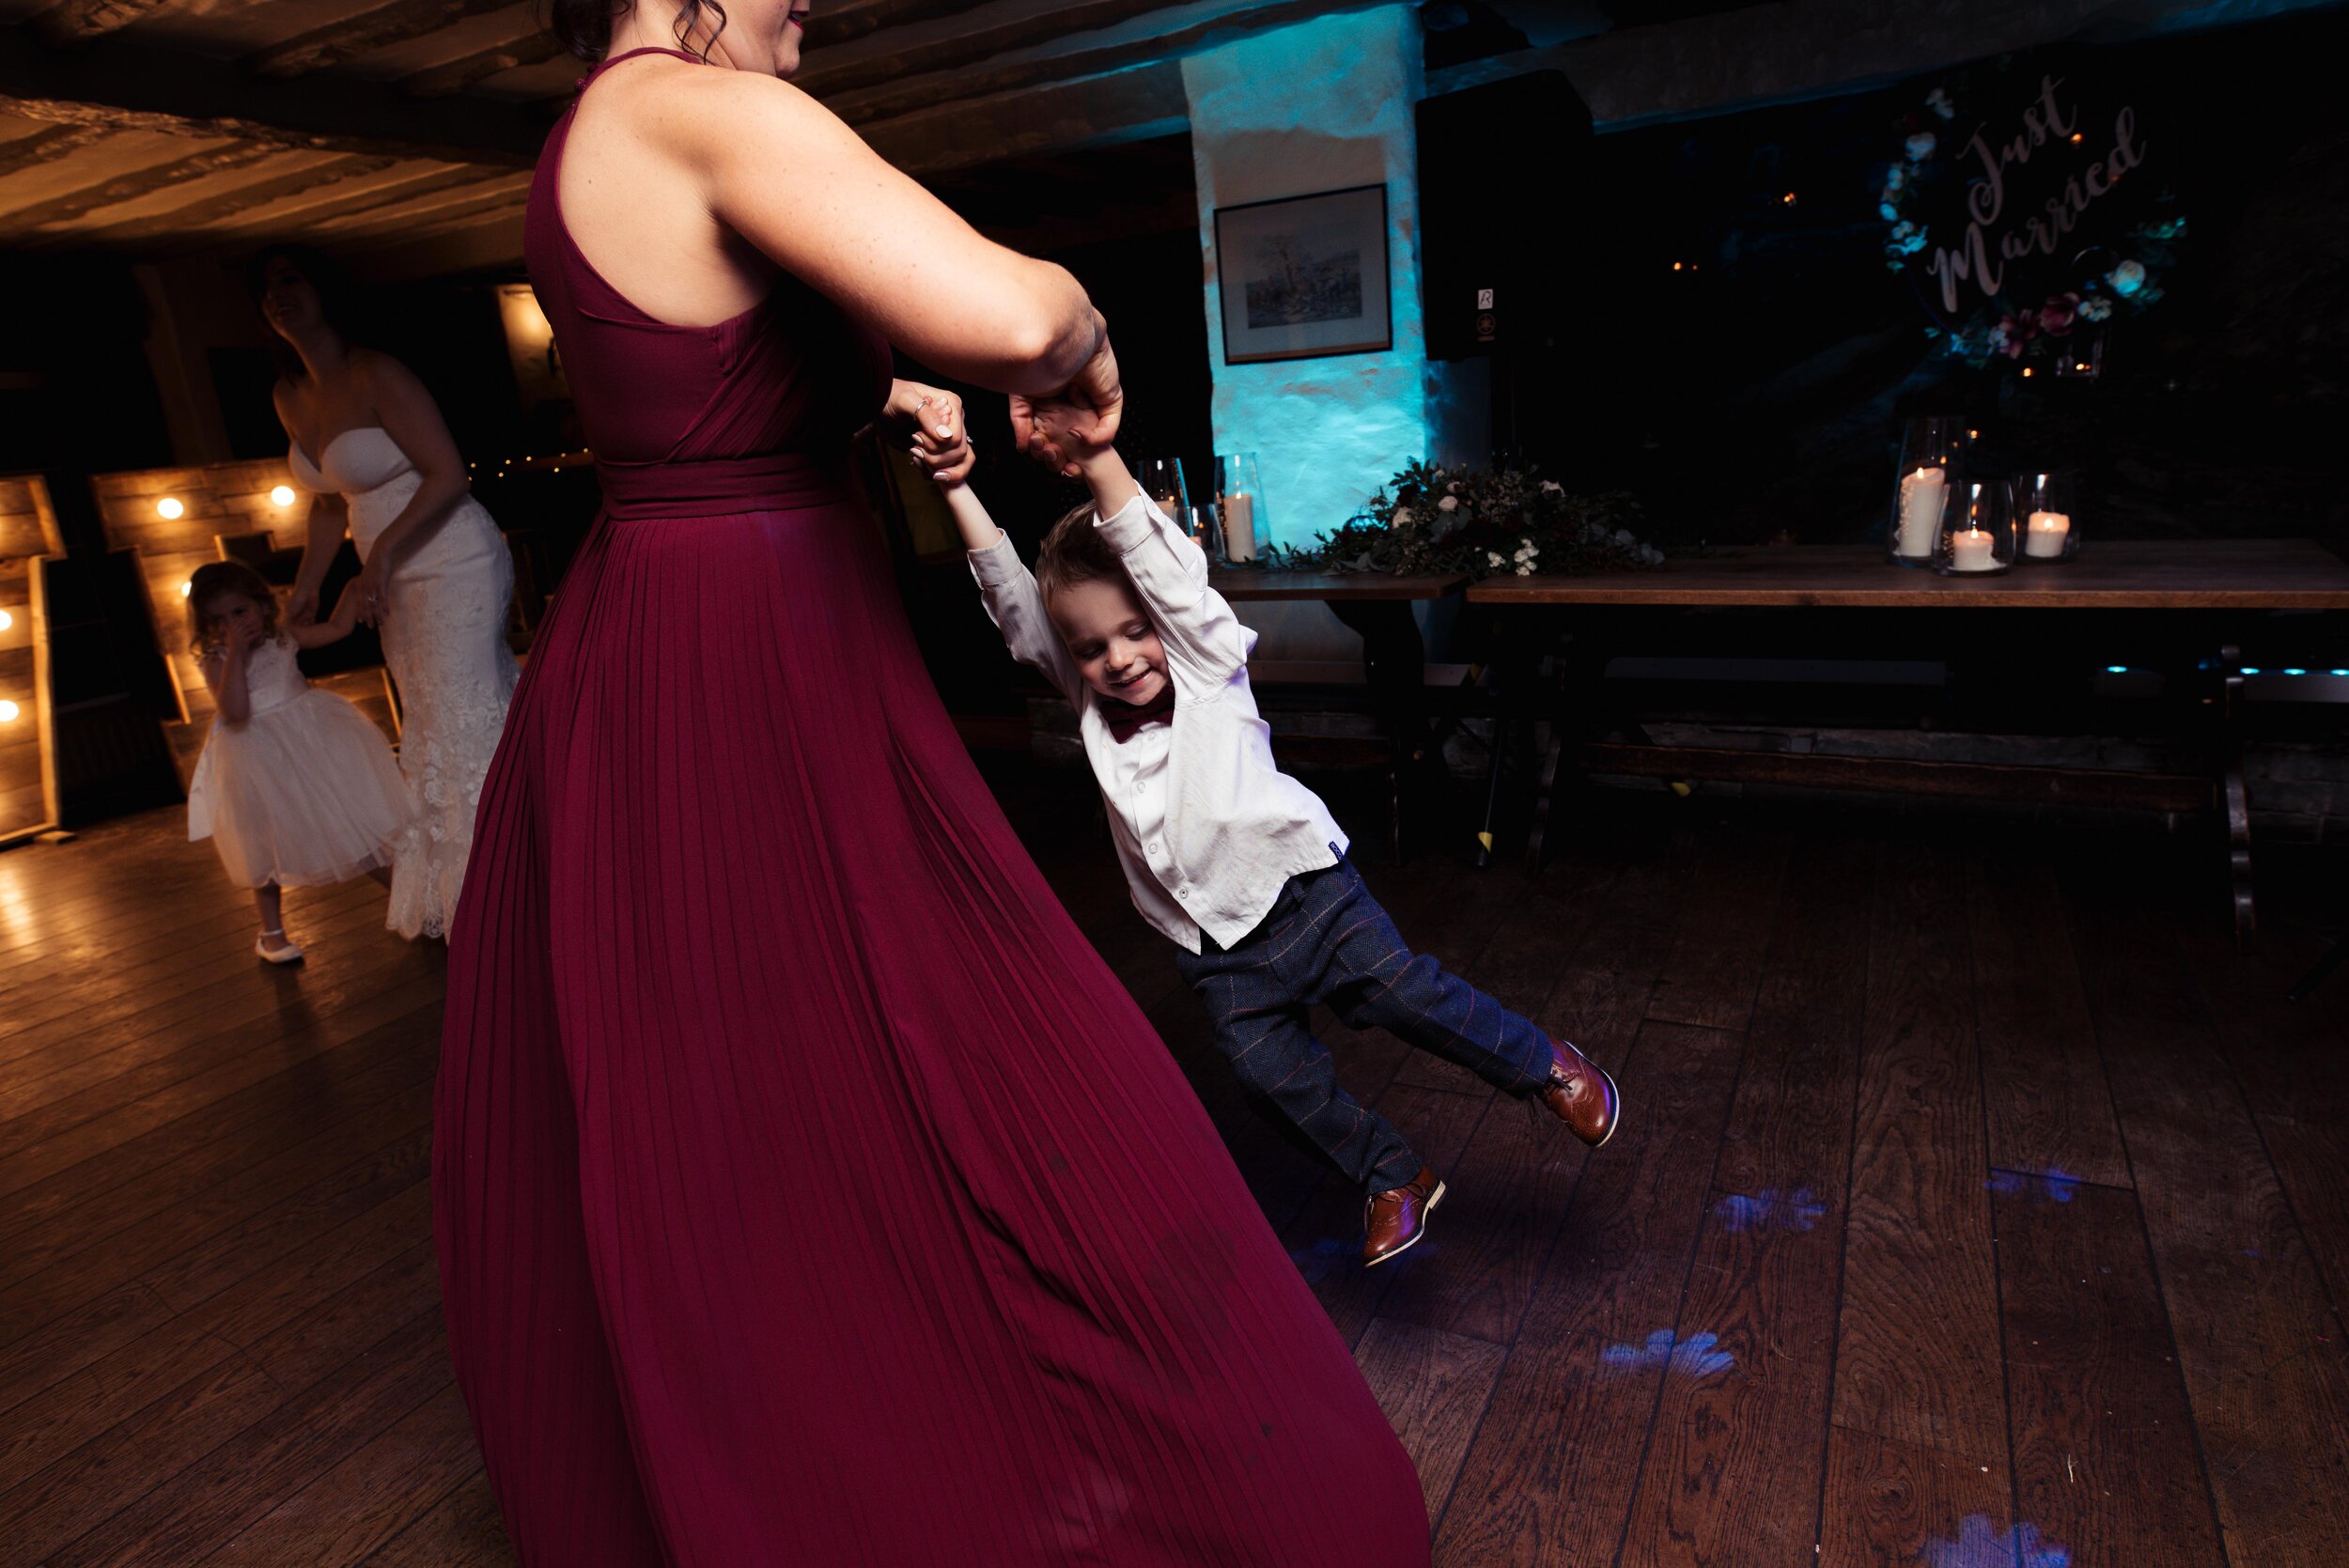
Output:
[257,929,305,965]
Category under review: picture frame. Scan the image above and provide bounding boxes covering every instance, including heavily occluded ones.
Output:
[1213,184,1392,365]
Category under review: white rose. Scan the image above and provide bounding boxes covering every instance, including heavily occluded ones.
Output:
[1438,495,1459,512]
[1516,563,1533,576]
[1392,506,1412,527]
[1486,551,1503,567]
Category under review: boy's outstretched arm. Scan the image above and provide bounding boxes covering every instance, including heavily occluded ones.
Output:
[944,479,1090,708]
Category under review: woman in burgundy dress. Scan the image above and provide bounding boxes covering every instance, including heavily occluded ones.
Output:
[431,2,1430,1562]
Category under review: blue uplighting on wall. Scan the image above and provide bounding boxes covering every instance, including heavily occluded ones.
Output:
[1921,1515,2070,1568]
[1601,1328,1735,1377]
[1186,7,1442,553]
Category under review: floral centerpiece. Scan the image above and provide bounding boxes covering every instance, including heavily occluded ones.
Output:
[1255,459,1660,580]
[1879,80,2186,371]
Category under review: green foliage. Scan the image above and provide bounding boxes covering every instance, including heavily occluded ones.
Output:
[1250,460,1660,580]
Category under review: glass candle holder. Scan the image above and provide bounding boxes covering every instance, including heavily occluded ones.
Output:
[1890,416,1966,568]
[1134,458,1190,520]
[1215,453,1265,564]
[2014,471,2080,564]
[1937,479,2015,576]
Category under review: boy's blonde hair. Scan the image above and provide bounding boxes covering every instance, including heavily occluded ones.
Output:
[1034,501,1135,607]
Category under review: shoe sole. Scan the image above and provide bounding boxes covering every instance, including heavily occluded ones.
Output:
[1364,1181,1447,1268]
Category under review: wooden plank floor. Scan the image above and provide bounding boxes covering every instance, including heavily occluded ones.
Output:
[4,765,2347,1565]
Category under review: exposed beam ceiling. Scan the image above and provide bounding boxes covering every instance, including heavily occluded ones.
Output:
[3,0,2341,269]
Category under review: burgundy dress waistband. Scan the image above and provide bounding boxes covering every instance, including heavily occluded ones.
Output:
[594,451,854,520]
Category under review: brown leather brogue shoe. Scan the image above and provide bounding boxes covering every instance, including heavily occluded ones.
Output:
[1363,1164,1446,1266]
[1536,1037,1621,1148]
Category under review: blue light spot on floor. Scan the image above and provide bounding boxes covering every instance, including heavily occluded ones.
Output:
[1716,1188,1826,1232]
[1986,1170,2080,1203]
[1921,1515,2070,1568]
[1601,1328,1735,1377]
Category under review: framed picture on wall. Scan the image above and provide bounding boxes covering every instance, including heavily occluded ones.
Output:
[1213,184,1392,365]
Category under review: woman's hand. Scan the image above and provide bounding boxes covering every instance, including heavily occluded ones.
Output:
[351,556,390,627]
[1011,318,1121,476]
[883,380,974,485]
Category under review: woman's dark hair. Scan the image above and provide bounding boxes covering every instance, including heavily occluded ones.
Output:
[546,0,729,62]
[187,561,282,654]
[243,243,366,380]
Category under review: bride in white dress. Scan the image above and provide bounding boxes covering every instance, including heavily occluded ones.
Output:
[258,247,520,940]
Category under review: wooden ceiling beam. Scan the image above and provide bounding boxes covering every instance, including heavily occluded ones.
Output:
[35,0,174,46]
[218,162,504,237]
[398,31,568,98]
[306,168,530,237]
[73,151,403,247]
[243,0,530,82]
[793,0,1189,101]
[0,121,109,178]
[860,57,1187,176]
[0,138,282,238]
[0,24,543,164]
[801,0,1002,52]
[824,0,1387,128]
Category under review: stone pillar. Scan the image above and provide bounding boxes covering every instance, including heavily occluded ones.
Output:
[1182,6,1474,664]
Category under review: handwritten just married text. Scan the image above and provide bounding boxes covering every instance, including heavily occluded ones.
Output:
[1925,75,2145,313]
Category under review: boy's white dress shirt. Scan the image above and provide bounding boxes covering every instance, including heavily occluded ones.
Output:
[969,495,1346,954]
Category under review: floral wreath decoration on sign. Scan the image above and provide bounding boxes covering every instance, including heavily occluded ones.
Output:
[1880,78,2186,369]
[1256,460,1660,581]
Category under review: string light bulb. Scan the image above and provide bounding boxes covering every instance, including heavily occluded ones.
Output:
[1781,192,1797,205]
[270,485,296,506]
[180,580,193,598]
[0,610,11,631]
[0,701,17,722]
[156,497,184,520]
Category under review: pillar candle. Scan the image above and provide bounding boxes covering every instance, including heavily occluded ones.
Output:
[1949,528,1998,572]
[1221,492,1256,563]
[1895,468,1945,558]
[2024,510,2071,559]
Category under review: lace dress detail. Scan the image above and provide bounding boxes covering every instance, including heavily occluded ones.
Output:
[291,427,519,939]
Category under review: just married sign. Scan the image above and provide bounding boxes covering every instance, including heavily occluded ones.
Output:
[1880,61,2183,368]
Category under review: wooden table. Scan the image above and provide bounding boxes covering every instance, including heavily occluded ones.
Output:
[1208,569,1470,861]
[1466,541,2349,937]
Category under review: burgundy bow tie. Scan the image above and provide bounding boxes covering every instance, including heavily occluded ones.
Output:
[1100,684,1174,741]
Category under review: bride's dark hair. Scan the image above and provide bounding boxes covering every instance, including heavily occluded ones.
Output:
[546,0,729,61]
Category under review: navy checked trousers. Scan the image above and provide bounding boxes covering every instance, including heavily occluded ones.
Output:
[1174,852,1552,1195]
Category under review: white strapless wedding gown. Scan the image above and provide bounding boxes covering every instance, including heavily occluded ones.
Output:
[291,427,519,939]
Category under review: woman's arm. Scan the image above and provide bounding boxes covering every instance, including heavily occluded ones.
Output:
[679,70,1112,405]
[287,583,364,650]
[272,380,346,624]
[202,635,252,724]
[348,352,473,623]
[288,496,349,624]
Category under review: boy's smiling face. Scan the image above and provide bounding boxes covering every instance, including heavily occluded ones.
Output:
[1049,576,1168,709]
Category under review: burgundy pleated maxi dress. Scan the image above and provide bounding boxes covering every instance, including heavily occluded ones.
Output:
[433,47,1431,1567]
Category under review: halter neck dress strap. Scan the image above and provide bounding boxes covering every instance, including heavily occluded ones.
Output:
[581,45,702,90]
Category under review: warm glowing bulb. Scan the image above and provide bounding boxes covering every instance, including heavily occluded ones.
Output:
[0,610,11,631]
[2070,132,2083,144]
[156,497,184,520]
[0,701,17,722]
[180,580,193,598]
[2021,366,2035,378]
[1781,192,1797,204]
[271,485,296,506]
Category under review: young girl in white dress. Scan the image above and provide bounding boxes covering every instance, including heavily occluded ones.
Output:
[185,562,413,963]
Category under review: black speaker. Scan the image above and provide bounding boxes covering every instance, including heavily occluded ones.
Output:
[1415,71,1595,363]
